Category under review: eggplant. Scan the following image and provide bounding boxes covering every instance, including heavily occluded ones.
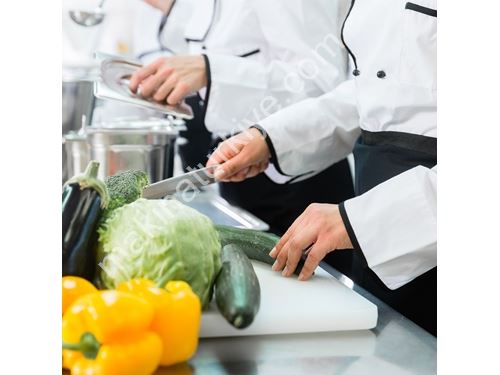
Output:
[62,161,109,281]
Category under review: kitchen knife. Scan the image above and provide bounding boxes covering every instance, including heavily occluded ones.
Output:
[142,166,218,199]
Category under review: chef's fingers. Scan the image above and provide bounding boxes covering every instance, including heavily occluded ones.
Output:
[226,167,250,182]
[273,224,317,274]
[297,239,330,281]
[206,146,228,167]
[207,141,240,168]
[150,71,178,101]
[271,210,309,258]
[246,162,267,179]
[129,59,163,92]
[207,136,243,167]
[166,81,190,105]
[139,66,174,98]
[214,152,252,181]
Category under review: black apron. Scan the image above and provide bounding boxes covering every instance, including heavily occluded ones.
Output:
[345,129,437,336]
[176,96,214,172]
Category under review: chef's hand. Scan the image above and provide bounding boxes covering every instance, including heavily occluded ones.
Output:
[206,128,270,182]
[143,0,175,13]
[269,204,353,281]
[129,55,207,105]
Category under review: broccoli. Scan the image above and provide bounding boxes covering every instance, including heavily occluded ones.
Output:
[101,170,150,222]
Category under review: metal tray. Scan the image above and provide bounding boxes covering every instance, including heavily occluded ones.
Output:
[174,190,270,231]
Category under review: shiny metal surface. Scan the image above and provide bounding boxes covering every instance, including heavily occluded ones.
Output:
[86,121,179,182]
[95,58,194,119]
[69,0,106,27]
[62,117,183,182]
[62,80,95,135]
[178,189,269,231]
[62,79,95,182]
[63,132,89,182]
[143,166,218,199]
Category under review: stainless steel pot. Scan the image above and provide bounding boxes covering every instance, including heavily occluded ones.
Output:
[62,77,96,135]
[63,131,90,182]
[63,117,183,183]
[62,69,99,182]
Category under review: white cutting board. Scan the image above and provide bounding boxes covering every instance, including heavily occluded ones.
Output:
[200,261,378,338]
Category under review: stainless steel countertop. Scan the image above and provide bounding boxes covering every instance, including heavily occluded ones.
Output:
[177,262,436,375]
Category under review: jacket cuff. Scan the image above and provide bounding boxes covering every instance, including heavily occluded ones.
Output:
[250,124,292,177]
[339,202,361,251]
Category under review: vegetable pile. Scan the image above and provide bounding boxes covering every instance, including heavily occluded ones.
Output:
[62,163,301,374]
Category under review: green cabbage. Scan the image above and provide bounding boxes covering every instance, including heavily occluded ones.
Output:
[97,198,221,308]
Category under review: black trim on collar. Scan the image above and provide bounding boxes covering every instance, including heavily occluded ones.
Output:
[341,0,358,71]
[200,54,212,124]
[339,202,361,251]
[185,0,218,42]
[137,0,177,59]
[239,49,261,58]
[405,2,437,17]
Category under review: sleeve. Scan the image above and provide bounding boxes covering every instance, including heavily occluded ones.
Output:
[203,0,351,135]
[257,79,361,181]
[340,165,437,290]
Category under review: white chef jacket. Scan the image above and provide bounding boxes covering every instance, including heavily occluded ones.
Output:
[167,0,351,136]
[258,0,437,289]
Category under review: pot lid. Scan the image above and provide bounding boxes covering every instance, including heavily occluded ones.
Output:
[95,58,194,120]
[87,116,185,135]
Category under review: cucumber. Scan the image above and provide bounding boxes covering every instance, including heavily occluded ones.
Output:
[215,244,260,329]
[215,225,305,275]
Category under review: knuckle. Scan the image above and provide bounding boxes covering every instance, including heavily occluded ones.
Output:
[317,216,328,227]
[238,155,251,167]
[224,163,236,175]
[158,67,171,78]
[153,93,164,101]
[276,250,287,263]
[169,73,178,83]
[177,81,189,90]
[288,238,300,251]
[307,203,318,213]
[307,252,321,264]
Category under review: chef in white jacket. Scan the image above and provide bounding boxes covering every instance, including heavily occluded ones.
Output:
[131,0,355,236]
[207,0,437,335]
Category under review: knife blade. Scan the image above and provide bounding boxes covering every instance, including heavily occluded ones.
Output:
[142,166,218,199]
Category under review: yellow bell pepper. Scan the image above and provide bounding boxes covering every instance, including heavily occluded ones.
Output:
[62,290,162,375]
[62,276,97,315]
[117,278,201,366]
